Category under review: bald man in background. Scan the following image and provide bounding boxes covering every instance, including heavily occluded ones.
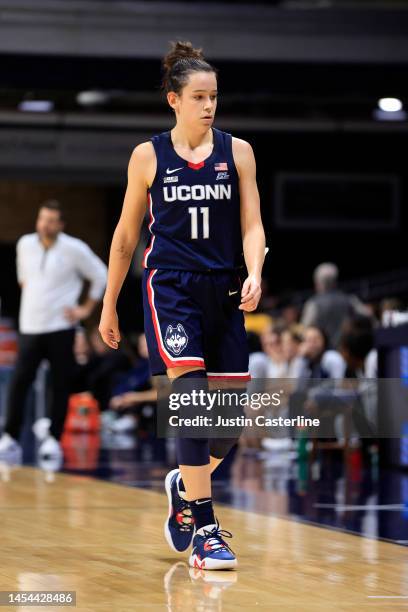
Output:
[301,262,370,350]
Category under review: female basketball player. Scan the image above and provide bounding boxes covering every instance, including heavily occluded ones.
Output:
[99,41,266,570]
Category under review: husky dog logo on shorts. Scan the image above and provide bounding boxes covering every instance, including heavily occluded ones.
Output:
[164,323,189,355]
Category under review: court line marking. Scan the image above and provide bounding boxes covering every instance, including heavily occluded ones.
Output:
[314,503,405,511]
[367,596,408,599]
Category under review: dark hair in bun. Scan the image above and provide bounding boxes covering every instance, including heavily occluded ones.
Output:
[162,40,217,94]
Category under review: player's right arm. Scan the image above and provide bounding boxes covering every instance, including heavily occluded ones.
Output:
[99,142,156,349]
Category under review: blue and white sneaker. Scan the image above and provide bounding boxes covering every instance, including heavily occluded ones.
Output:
[164,468,195,553]
[189,521,237,570]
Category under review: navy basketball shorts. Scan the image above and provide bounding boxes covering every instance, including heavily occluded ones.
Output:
[142,268,250,381]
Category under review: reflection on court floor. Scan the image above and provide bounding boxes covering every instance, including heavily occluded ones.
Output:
[0,465,407,611]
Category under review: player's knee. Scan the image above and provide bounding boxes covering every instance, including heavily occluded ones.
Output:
[172,369,210,466]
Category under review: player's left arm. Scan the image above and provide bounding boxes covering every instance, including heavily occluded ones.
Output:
[232,137,266,312]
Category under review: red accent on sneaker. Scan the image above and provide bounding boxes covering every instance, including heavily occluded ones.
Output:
[193,556,206,569]
[176,511,193,526]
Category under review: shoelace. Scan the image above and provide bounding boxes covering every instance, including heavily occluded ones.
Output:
[201,523,235,554]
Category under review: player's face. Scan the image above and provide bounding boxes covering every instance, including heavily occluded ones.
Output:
[36,207,63,240]
[171,71,218,130]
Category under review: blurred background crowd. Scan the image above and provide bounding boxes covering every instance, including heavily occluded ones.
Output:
[0,255,391,441]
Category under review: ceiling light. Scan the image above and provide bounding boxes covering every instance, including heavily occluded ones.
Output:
[18,100,54,112]
[378,97,403,113]
[76,91,109,106]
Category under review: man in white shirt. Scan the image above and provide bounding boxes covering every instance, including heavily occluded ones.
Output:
[0,200,107,461]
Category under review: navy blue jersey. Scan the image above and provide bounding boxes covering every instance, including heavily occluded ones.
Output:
[142,127,242,271]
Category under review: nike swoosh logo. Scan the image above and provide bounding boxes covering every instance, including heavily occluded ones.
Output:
[166,167,184,174]
[195,499,211,505]
[228,290,238,296]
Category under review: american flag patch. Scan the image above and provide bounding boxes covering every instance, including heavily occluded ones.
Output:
[214,162,228,171]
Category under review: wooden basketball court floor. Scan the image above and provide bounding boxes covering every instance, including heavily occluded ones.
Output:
[0,465,407,611]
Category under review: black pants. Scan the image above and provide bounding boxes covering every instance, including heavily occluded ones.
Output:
[4,329,76,441]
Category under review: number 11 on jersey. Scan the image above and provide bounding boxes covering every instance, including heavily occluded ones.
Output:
[188,207,209,239]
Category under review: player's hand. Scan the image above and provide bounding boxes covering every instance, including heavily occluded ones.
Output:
[99,305,121,349]
[239,274,261,312]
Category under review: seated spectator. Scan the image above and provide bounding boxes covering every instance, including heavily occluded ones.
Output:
[281,327,304,378]
[248,331,271,378]
[297,325,346,379]
[309,317,377,443]
[72,325,133,411]
[287,326,346,436]
[260,326,304,452]
[261,323,287,378]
